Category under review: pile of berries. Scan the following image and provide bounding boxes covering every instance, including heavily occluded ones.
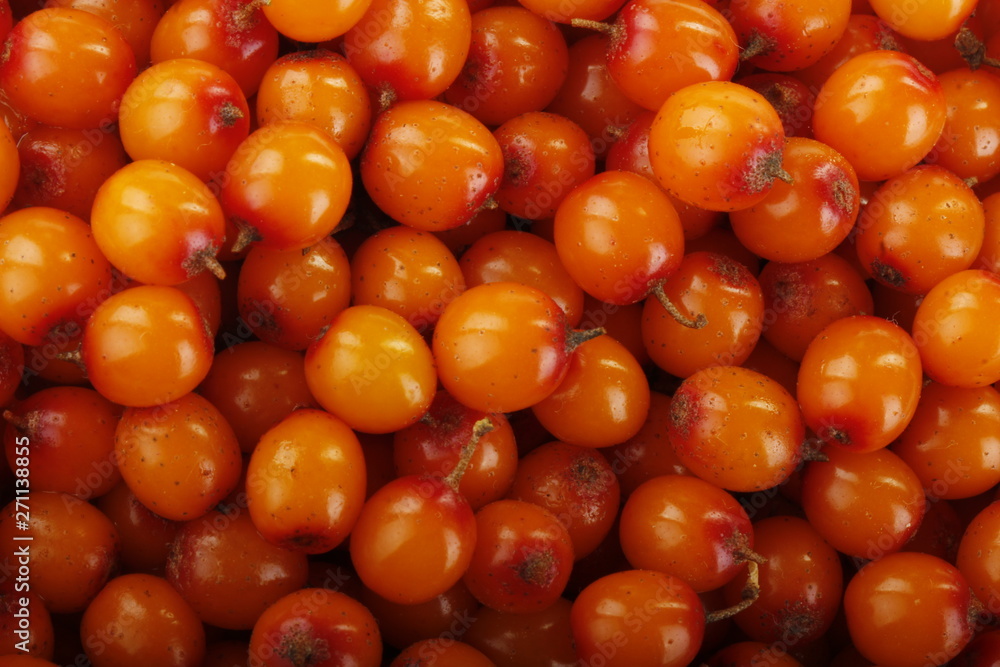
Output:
[1,0,1000,665]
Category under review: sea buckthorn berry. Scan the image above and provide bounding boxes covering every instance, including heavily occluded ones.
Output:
[728,0,851,72]
[723,516,843,646]
[668,365,805,492]
[118,59,249,183]
[868,0,977,41]
[642,252,765,378]
[2,386,120,498]
[0,581,53,660]
[444,7,569,127]
[342,0,471,103]
[462,598,578,667]
[350,471,478,605]
[460,230,583,327]
[115,392,241,521]
[236,236,352,350]
[361,101,503,232]
[221,122,353,252]
[974,192,1000,273]
[759,253,874,361]
[619,475,757,592]
[433,282,584,414]
[0,8,136,129]
[707,642,804,667]
[256,50,372,160]
[553,170,685,307]
[262,0,374,42]
[508,441,620,560]
[305,305,436,434]
[730,136,861,263]
[393,391,517,510]
[517,0,626,22]
[801,446,926,559]
[571,570,705,667]
[166,509,309,630]
[0,492,119,614]
[649,81,789,212]
[575,0,739,111]
[246,409,366,554]
[0,207,113,346]
[893,381,1000,500]
[913,270,1000,388]
[798,315,922,452]
[44,0,164,67]
[923,69,1000,184]
[11,125,129,221]
[531,334,650,448]
[80,573,206,667]
[812,50,947,182]
[855,165,985,295]
[92,160,227,286]
[150,0,279,97]
[351,226,466,333]
[357,581,480,651]
[494,111,595,221]
[82,285,215,407]
[248,588,382,667]
[957,500,1000,612]
[544,34,644,159]
[463,499,574,614]
[845,552,976,667]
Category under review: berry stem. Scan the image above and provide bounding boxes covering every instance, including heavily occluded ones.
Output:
[569,19,614,35]
[445,417,494,491]
[202,256,227,281]
[651,281,707,329]
[566,326,605,353]
[706,559,762,623]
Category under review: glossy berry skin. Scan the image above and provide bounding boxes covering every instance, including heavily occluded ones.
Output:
[91,160,226,286]
[893,382,1000,500]
[813,50,947,182]
[957,501,1000,613]
[729,136,860,263]
[619,475,755,592]
[0,207,113,346]
[262,0,374,43]
[553,170,685,306]
[801,446,926,560]
[723,516,843,645]
[82,286,215,407]
[361,101,502,232]
[115,393,242,521]
[855,165,984,295]
[602,0,739,111]
[845,552,976,667]
[256,50,372,160]
[433,282,573,414]
[668,366,805,492]
[221,122,353,252]
[649,81,788,212]
[868,0,976,41]
[150,0,279,97]
[0,8,136,129]
[349,474,477,605]
[166,510,309,630]
[797,316,923,452]
[80,573,206,667]
[341,0,471,103]
[571,570,705,667]
[728,0,851,72]
[0,117,16,211]
[444,7,569,127]
[463,499,574,614]
[912,270,1000,388]
[247,410,366,554]
[390,640,494,667]
[928,69,1000,184]
[248,588,382,667]
[118,59,250,183]
[305,305,436,434]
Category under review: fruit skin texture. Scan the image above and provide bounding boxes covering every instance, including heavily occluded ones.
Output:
[844,552,976,667]
[649,81,788,212]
